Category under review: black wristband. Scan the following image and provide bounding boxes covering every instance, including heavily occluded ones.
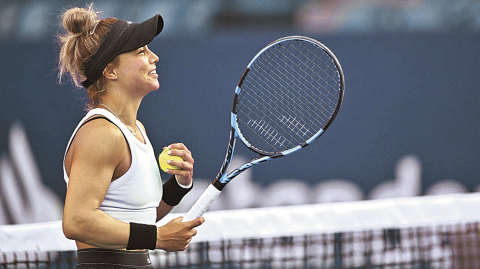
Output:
[162,175,193,206]
[126,222,157,250]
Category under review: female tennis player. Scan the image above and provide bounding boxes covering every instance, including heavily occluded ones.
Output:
[58,4,204,268]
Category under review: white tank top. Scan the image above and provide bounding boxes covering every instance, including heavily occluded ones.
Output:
[63,108,162,225]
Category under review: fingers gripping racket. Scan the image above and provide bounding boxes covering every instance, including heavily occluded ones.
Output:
[183,36,345,221]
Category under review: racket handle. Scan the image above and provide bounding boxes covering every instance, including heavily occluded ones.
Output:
[183,184,221,222]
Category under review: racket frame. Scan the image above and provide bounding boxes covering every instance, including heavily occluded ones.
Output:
[184,36,344,221]
[213,36,344,190]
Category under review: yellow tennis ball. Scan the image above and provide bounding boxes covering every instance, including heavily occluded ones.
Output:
[158,148,183,172]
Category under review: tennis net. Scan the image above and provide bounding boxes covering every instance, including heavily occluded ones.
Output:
[2,193,480,268]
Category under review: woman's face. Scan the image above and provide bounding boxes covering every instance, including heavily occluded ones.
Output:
[114,45,160,93]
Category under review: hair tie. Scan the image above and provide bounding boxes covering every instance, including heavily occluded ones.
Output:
[90,21,100,35]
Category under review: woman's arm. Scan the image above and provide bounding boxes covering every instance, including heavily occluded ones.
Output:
[63,120,203,250]
[63,119,131,248]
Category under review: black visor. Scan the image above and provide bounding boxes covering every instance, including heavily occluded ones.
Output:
[82,15,164,88]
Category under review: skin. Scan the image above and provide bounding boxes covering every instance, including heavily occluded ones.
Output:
[63,45,204,251]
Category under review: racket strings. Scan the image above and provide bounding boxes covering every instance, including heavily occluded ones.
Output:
[271,41,340,115]
[235,39,342,154]
[238,79,307,149]
[243,51,334,134]
[278,41,340,98]
[240,74,319,148]
[249,54,336,127]
[254,42,338,124]
[238,61,338,150]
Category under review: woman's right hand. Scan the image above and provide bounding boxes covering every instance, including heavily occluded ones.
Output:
[156,216,205,251]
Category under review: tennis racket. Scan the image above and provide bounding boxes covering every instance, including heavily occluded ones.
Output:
[183,36,344,221]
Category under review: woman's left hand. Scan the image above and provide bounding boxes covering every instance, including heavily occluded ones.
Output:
[164,143,194,186]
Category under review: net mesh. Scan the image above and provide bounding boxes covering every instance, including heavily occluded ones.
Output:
[2,193,480,269]
[235,38,342,155]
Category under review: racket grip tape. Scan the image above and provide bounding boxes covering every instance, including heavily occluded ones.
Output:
[183,184,221,222]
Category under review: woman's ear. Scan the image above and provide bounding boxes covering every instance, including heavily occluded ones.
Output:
[102,63,117,81]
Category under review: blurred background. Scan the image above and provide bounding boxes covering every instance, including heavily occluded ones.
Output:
[2,0,480,40]
[1,0,479,225]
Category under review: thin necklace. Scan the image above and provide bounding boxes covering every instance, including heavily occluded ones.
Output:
[98,102,137,136]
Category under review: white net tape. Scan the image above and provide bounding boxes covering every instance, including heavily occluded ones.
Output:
[2,193,480,253]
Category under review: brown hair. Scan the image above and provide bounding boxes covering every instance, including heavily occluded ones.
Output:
[57,3,118,110]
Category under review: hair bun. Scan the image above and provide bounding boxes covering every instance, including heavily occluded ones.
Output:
[62,6,99,35]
